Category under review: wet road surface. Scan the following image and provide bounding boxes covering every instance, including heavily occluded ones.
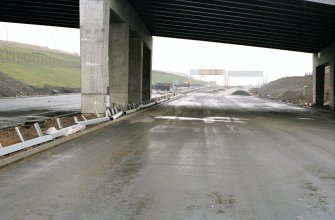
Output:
[0,89,334,220]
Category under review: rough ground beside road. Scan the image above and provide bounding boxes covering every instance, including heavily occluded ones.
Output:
[0,71,79,97]
[0,89,334,220]
[0,94,80,129]
[251,72,330,106]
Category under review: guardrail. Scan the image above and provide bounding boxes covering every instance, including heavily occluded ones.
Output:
[0,91,188,158]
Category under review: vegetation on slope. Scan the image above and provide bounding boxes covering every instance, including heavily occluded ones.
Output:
[0,41,204,97]
[152,70,205,85]
[0,40,80,88]
[0,63,80,88]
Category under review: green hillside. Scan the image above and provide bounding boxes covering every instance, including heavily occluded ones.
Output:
[0,41,80,88]
[0,63,80,88]
[0,41,204,89]
[152,70,205,85]
[0,41,79,63]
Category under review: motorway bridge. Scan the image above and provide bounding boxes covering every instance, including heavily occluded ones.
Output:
[0,1,334,219]
[0,0,334,112]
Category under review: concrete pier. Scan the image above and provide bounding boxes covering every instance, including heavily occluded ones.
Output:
[313,42,335,108]
[109,22,129,108]
[80,0,152,113]
[142,46,152,102]
[128,38,143,104]
[80,0,110,113]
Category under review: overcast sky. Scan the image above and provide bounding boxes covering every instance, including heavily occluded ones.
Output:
[0,22,312,84]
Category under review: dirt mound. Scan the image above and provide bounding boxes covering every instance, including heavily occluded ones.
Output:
[0,71,79,97]
[250,73,330,106]
[0,71,36,97]
[232,90,251,96]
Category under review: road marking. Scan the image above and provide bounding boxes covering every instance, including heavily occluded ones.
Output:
[155,116,248,123]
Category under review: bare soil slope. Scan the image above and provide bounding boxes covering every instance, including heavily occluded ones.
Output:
[0,71,36,97]
[0,71,79,97]
[250,73,330,106]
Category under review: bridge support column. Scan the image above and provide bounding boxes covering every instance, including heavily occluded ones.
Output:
[80,0,152,113]
[330,60,335,108]
[80,0,110,113]
[313,42,335,109]
[142,46,152,102]
[128,38,143,104]
[109,22,129,108]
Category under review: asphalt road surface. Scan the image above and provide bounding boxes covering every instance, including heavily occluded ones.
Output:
[0,89,334,220]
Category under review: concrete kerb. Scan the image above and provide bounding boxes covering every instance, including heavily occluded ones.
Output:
[0,94,184,169]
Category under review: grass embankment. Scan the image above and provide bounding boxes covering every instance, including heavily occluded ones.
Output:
[0,41,204,97]
[0,41,79,63]
[0,63,80,88]
[152,70,205,85]
[0,41,80,88]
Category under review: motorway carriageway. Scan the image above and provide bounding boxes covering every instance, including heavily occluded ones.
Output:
[0,88,334,219]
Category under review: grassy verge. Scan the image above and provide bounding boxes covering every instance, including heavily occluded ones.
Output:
[152,70,205,85]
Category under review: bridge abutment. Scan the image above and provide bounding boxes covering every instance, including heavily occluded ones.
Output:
[313,42,335,109]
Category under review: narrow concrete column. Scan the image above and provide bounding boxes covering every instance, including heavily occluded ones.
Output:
[109,22,129,108]
[142,46,152,102]
[80,0,110,113]
[128,38,143,104]
[313,53,318,106]
[329,59,335,108]
[314,65,325,106]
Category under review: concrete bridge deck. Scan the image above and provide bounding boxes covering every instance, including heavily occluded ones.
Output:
[0,89,334,219]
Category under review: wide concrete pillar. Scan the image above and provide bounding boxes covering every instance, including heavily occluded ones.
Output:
[80,0,152,113]
[109,22,129,108]
[128,38,143,104]
[313,42,335,108]
[142,46,152,102]
[80,0,110,113]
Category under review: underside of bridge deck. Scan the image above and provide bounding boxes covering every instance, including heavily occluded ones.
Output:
[1,0,334,53]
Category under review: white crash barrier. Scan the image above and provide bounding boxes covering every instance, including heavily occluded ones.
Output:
[125,109,137,115]
[46,124,85,139]
[0,92,185,157]
[156,98,168,104]
[76,117,110,126]
[112,111,123,120]
[142,102,156,108]
[0,135,53,157]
